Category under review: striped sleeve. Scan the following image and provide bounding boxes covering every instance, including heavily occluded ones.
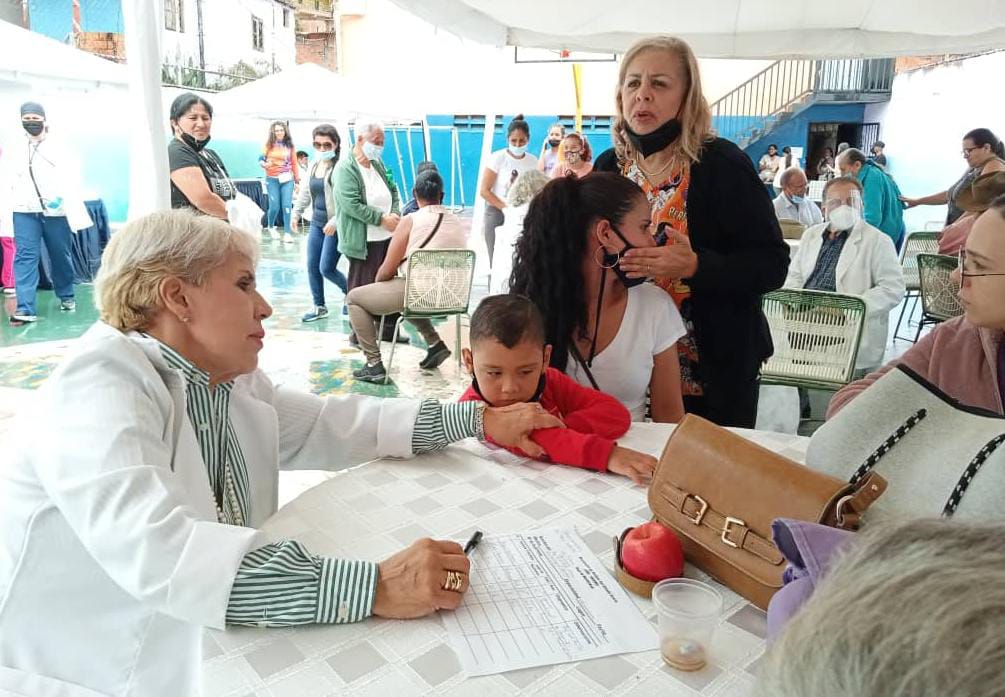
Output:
[226,540,378,627]
[411,399,477,453]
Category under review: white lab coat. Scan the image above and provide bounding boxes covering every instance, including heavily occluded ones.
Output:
[0,134,93,235]
[785,219,906,369]
[0,322,419,696]
[772,192,823,228]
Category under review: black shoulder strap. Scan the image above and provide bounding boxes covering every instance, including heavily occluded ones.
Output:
[400,213,444,266]
[568,342,600,391]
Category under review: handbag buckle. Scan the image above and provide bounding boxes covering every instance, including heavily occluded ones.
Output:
[682,494,709,526]
[721,516,746,548]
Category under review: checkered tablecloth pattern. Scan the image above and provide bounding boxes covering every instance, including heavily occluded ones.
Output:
[202,423,809,697]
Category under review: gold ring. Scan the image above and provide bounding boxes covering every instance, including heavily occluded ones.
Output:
[443,570,465,592]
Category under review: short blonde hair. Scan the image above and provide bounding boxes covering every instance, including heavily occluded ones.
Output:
[757,519,1005,697]
[613,36,714,166]
[96,210,258,332]
[506,169,550,207]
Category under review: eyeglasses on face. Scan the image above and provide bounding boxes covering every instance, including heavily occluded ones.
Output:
[313,141,335,151]
[958,248,1005,278]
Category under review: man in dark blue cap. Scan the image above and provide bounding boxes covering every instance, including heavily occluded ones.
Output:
[2,101,92,324]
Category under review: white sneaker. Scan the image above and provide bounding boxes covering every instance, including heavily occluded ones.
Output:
[2,287,15,296]
[10,313,37,323]
[282,233,294,244]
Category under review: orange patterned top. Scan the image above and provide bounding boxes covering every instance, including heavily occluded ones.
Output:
[621,157,704,397]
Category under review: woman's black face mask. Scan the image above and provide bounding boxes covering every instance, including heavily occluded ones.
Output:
[601,223,669,289]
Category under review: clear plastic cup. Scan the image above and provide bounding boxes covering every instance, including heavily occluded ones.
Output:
[652,578,723,671]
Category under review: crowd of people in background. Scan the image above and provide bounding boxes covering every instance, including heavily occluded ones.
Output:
[3,28,1005,697]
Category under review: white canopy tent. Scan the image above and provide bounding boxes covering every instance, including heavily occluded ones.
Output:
[385,0,1005,58]
[0,20,128,90]
[212,62,423,124]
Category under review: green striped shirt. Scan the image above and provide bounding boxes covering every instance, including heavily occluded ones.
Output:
[154,340,477,626]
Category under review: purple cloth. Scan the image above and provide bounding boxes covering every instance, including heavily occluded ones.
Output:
[766,519,854,642]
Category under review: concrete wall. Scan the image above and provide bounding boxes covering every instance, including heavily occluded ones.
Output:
[201,0,297,74]
[866,51,1005,232]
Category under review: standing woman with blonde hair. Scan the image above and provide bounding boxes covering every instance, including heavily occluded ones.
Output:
[594,36,789,427]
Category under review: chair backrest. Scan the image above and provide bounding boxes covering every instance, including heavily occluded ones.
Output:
[760,288,868,390]
[900,231,940,290]
[917,253,963,322]
[777,218,806,240]
[402,248,476,316]
[806,179,825,203]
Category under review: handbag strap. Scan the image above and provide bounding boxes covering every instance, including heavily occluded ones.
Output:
[848,409,927,485]
[400,213,443,266]
[942,434,1005,517]
[661,483,784,566]
[568,342,600,391]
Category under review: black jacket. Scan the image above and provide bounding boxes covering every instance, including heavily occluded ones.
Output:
[595,138,790,422]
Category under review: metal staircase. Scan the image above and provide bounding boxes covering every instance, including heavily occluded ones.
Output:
[711,58,895,149]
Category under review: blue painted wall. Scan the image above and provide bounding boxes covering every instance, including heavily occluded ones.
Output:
[29,0,123,40]
[740,103,866,163]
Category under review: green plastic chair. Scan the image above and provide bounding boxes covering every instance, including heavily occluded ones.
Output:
[915,253,962,341]
[893,231,940,341]
[378,248,476,384]
[760,288,868,391]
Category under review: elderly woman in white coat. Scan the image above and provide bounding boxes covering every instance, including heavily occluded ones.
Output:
[0,210,560,697]
[784,176,905,375]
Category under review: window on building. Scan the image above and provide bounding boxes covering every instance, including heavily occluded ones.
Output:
[165,0,184,32]
[283,8,290,27]
[252,16,264,51]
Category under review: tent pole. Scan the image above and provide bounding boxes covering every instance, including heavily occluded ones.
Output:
[391,126,408,200]
[122,0,170,217]
[405,124,417,185]
[454,127,465,211]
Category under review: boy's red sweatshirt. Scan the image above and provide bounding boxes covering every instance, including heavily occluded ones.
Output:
[459,367,631,471]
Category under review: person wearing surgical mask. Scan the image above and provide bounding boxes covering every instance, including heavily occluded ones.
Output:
[1,101,92,324]
[785,176,905,376]
[509,172,686,422]
[550,132,594,180]
[593,36,789,428]
[333,119,404,344]
[168,92,235,219]
[773,167,823,227]
[479,114,538,266]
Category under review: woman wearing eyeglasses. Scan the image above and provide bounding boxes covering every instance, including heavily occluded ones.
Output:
[900,128,1005,226]
[829,196,1005,417]
[291,124,348,322]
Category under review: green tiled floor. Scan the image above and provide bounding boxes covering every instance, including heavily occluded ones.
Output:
[0,235,479,401]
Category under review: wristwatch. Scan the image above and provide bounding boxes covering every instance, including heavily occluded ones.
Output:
[473,401,487,442]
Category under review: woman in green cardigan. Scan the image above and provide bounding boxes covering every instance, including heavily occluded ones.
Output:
[334,120,402,343]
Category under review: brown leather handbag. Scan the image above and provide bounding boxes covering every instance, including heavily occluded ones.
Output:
[648,415,886,610]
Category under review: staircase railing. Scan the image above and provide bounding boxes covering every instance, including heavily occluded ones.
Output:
[711,58,895,145]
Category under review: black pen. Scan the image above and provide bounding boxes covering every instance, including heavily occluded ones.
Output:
[463,530,483,555]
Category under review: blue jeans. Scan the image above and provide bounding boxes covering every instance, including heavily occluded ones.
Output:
[265,176,295,231]
[306,221,348,307]
[13,212,74,316]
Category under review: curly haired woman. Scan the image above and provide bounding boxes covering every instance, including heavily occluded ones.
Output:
[509,172,686,422]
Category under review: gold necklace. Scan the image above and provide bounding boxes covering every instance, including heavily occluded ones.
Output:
[636,153,679,185]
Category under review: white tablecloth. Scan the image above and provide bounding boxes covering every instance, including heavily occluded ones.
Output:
[202,423,809,697]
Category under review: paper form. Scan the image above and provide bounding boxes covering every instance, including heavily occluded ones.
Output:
[443,528,659,676]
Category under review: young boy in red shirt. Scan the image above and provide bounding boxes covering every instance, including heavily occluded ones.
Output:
[459,294,657,484]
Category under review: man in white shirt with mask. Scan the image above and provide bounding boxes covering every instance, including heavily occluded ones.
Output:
[773,166,823,228]
[0,101,92,324]
[785,176,905,377]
